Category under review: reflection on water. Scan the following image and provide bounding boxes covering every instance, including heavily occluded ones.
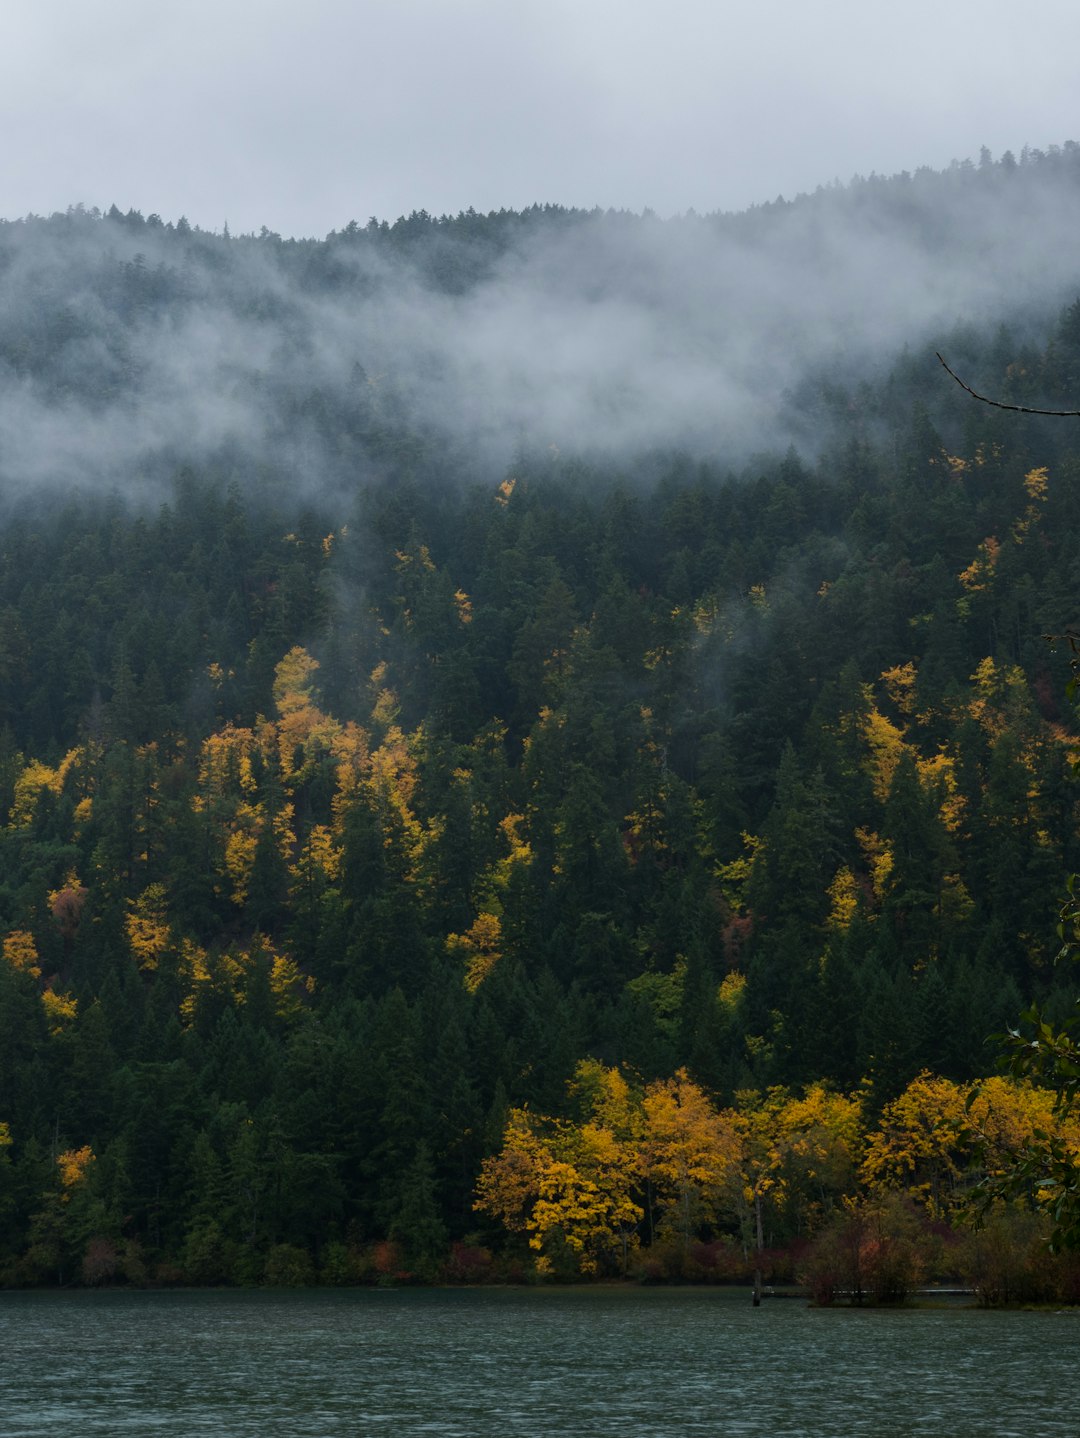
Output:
[0,1286,1076,1437]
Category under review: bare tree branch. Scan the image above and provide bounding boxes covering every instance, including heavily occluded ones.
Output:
[936,353,1080,416]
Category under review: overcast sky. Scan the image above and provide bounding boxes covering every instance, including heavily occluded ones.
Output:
[3,0,1078,238]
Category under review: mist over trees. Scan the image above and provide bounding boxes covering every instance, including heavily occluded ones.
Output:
[3,145,1080,1290]
[3,140,1080,497]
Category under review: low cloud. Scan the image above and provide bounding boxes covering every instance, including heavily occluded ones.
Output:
[1,148,1078,500]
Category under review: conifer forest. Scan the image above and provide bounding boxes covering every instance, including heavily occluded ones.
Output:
[5,144,1080,1300]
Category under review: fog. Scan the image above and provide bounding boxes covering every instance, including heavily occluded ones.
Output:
[1,145,1079,501]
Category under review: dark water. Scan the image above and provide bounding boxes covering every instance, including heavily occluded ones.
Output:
[0,1286,1076,1437]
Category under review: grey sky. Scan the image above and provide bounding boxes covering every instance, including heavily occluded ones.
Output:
[2,0,1078,237]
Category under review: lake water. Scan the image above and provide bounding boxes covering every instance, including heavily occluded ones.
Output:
[0,1286,1077,1437]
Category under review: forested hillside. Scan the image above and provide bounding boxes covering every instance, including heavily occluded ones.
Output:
[3,147,1080,1291]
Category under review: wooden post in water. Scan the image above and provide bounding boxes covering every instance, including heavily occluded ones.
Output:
[752,1191,764,1307]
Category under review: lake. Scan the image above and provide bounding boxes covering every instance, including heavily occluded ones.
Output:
[0,1286,1076,1436]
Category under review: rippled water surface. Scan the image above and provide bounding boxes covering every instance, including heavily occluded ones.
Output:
[1,1287,1077,1437]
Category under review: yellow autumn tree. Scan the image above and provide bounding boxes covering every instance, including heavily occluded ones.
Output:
[769,1085,864,1230]
[365,725,436,885]
[530,1124,642,1275]
[862,700,909,803]
[10,749,80,827]
[861,1072,973,1218]
[449,912,503,993]
[270,646,364,789]
[967,656,1032,740]
[726,1085,861,1301]
[571,1059,644,1144]
[641,1068,741,1245]
[959,536,1002,593]
[41,987,78,1033]
[476,1062,643,1275]
[863,1071,1080,1222]
[195,724,259,804]
[269,949,315,1021]
[966,1076,1080,1180]
[2,930,41,979]
[126,883,170,971]
[57,1146,94,1196]
[825,866,861,931]
[179,940,249,1024]
[474,1110,633,1274]
[1012,465,1049,543]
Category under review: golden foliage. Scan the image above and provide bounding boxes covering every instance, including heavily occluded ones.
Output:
[272,805,297,863]
[825,866,860,931]
[880,662,918,716]
[477,1062,1080,1268]
[474,1118,633,1275]
[369,662,400,728]
[178,939,216,1023]
[916,751,965,831]
[126,884,170,970]
[394,543,435,574]
[450,912,503,993]
[641,1069,741,1232]
[1013,467,1050,543]
[958,536,1001,593]
[270,952,314,1020]
[206,661,236,687]
[860,1072,993,1219]
[691,594,721,635]
[571,1060,643,1143]
[273,647,321,715]
[41,987,78,1032]
[862,1071,1080,1222]
[2,930,41,979]
[1023,465,1049,502]
[330,722,371,820]
[772,1085,864,1189]
[474,1110,546,1232]
[717,970,747,1013]
[196,725,259,802]
[57,1145,94,1193]
[298,824,341,883]
[365,725,437,882]
[530,1142,641,1274]
[179,934,310,1024]
[716,832,762,914]
[224,826,260,907]
[862,702,908,803]
[967,657,1030,739]
[476,1065,645,1274]
[855,828,893,901]
[482,812,532,898]
[10,749,80,827]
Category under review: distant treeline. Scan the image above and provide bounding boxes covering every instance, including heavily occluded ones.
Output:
[4,140,1080,500]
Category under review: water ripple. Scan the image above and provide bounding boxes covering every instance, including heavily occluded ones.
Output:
[0,1288,1076,1437]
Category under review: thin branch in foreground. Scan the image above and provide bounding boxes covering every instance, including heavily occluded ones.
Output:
[936,353,1080,417]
